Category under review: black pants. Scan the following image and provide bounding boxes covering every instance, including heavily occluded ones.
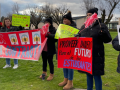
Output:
[42,51,54,74]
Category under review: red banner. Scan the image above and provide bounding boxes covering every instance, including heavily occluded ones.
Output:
[58,37,93,74]
[0,24,49,61]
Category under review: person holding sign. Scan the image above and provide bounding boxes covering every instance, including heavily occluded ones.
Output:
[0,18,20,69]
[78,8,112,90]
[57,11,77,90]
[39,17,57,81]
[112,35,120,73]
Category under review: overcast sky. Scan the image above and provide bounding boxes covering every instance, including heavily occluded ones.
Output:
[0,0,120,20]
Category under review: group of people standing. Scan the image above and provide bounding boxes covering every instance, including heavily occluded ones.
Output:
[39,7,112,90]
[2,7,119,90]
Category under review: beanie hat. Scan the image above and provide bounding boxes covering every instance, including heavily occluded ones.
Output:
[87,8,98,15]
[44,17,53,25]
[63,11,72,22]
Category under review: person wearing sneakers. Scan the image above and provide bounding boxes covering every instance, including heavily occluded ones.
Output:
[0,18,20,69]
[39,17,57,81]
[58,11,77,90]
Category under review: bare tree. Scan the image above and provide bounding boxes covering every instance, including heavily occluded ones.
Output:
[100,0,120,24]
[7,12,12,20]
[41,3,53,18]
[23,4,68,29]
[26,5,43,29]
[1,16,4,22]
[12,3,20,14]
[42,4,68,25]
[83,0,96,11]
[80,0,120,24]
[6,3,20,21]
[52,5,68,25]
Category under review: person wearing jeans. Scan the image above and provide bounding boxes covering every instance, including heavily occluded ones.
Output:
[3,58,18,69]
[58,11,77,90]
[63,68,74,81]
[77,8,112,90]
[87,74,102,90]
[0,18,20,69]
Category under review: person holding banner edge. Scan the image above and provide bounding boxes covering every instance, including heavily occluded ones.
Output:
[39,17,57,81]
[0,18,20,69]
[77,8,112,90]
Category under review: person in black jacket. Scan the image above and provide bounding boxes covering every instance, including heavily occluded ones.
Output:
[78,8,112,90]
[0,18,20,69]
[112,35,120,73]
[39,17,57,81]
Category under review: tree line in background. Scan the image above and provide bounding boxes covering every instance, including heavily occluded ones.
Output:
[80,0,120,24]
[1,3,68,29]
[1,0,120,29]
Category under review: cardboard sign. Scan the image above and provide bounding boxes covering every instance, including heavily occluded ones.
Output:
[12,14,30,27]
[58,37,93,74]
[0,24,49,61]
[55,24,79,39]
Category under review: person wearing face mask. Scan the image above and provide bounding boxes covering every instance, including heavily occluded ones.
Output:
[0,18,20,69]
[77,8,112,90]
[39,17,57,81]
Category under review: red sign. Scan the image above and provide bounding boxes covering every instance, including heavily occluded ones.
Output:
[58,37,93,74]
[0,24,49,61]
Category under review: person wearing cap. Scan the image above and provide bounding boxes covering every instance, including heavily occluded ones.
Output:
[77,8,112,90]
[39,17,57,81]
[57,11,77,90]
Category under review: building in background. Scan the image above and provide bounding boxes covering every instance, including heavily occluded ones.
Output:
[38,16,86,29]
[73,16,86,29]
[107,21,118,29]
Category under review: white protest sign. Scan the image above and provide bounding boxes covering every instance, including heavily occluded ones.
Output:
[117,25,120,45]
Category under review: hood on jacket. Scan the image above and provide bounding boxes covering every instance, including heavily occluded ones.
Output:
[70,21,77,28]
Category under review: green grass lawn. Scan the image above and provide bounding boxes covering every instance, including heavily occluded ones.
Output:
[110,31,117,40]
[0,32,120,90]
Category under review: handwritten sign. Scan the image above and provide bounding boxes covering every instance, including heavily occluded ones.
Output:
[12,14,30,27]
[55,24,79,39]
[58,37,93,74]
